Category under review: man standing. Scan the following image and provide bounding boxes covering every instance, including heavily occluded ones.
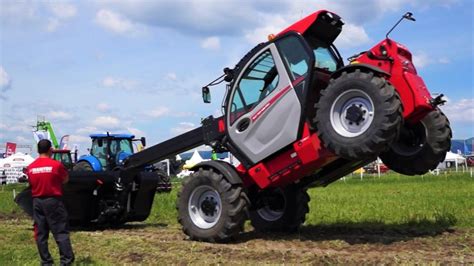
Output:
[27,139,74,265]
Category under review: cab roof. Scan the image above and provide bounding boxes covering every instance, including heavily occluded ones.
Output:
[89,133,135,139]
[277,10,343,45]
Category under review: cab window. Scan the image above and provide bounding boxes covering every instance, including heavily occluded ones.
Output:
[314,47,338,72]
[229,50,279,125]
[276,36,310,80]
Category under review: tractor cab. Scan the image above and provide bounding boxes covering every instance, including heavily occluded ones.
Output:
[52,149,74,170]
[74,133,146,171]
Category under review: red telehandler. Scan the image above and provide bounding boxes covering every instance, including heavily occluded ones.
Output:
[176,10,451,241]
[15,10,451,240]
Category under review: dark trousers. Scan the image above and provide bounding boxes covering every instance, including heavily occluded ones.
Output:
[33,197,74,266]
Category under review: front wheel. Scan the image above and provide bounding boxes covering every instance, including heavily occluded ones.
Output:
[380,109,452,175]
[249,186,309,232]
[177,169,248,242]
[314,70,402,159]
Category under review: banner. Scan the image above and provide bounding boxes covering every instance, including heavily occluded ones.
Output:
[5,142,17,157]
[59,135,70,150]
[33,130,50,143]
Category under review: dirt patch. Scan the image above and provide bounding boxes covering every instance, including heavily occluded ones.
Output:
[2,219,472,264]
[87,223,473,264]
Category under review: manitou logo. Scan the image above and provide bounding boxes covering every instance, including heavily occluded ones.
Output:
[30,167,53,174]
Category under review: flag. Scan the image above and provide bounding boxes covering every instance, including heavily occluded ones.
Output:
[59,135,70,150]
[5,142,16,157]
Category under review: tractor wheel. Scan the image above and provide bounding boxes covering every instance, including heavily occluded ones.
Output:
[177,168,248,242]
[73,161,93,171]
[249,186,309,232]
[313,69,403,159]
[380,109,452,175]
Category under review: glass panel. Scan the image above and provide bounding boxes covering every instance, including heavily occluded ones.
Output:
[314,47,338,72]
[91,139,107,169]
[230,50,279,125]
[276,36,310,80]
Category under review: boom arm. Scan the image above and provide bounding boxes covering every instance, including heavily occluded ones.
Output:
[122,116,225,172]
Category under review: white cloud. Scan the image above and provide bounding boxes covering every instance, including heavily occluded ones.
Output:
[126,127,145,137]
[0,1,38,24]
[412,53,451,69]
[48,2,77,19]
[147,106,170,118]
[441,98,474,123]
[15,136,29,143]
[171,122,196,135]
[92,116,120,128]
[97,102,111,112]
[101,76,138,91]
[201,36,221,50]
[165,72,177,81]
[76,126,98,134]
[244,15,289,44]
[334,23,370,48]
[412,53,430,68]
[47,110,73,121]
[69,134,91,144]
[46,18,60,32]
[0,66,12,98]
[95,9,141,35]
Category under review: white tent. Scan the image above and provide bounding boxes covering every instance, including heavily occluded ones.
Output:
[0,152,35,184]
[438,152,466,171]
[183,150,204,169]
[0,152,34,168]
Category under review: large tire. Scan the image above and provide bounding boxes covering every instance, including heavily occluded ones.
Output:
[380,109,452,175]
[313,69,403,159]
[73,161,93,171]
[249,186,309,232]
[155,169,171,193]
[177,168,248,242]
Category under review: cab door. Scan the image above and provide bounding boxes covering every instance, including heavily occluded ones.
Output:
[226,34,314,164]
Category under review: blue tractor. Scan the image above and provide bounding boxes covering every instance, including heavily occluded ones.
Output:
[74,133,146,171]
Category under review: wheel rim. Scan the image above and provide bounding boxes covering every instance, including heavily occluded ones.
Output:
[330,89,375,137]
[188,185,222,229]
[256,189,285,222]
[391,121,427,156]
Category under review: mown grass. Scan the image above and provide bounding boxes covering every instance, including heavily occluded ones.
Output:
[1,173,473,227]
[0,172,473,264]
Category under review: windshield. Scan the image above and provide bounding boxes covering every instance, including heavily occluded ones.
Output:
[109,139,133,157]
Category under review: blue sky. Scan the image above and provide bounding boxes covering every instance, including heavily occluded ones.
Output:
[0,0,473,155]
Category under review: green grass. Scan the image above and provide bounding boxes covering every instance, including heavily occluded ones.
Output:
[307,173,474,228]
[0,172,472,264]
[2,173,473,228]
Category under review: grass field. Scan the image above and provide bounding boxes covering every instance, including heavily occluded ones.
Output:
[0,172,473,264]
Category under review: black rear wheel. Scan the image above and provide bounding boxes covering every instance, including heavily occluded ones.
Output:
[380,109,452,175]
[249,185,309,232]
[314,69,402,159]
[73,161,93,171]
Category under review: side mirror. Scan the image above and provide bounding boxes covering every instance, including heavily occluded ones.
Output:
[140,137,146,147]
[202,86,211,103]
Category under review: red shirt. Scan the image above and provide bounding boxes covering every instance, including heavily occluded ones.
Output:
[27,157,68,197]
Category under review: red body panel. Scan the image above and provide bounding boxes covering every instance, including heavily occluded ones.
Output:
[242,124,337,189]
[277,10,327,37]
[355,39,434,123]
